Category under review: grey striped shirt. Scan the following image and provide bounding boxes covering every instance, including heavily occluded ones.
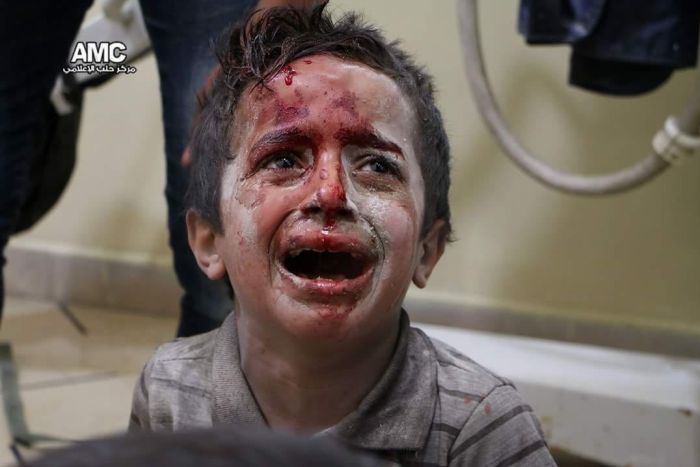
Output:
[130,311,555,466]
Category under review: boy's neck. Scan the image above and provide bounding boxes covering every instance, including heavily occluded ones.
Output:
[236,310,401,433]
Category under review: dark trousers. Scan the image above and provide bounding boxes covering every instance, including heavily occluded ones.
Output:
[0,0,253,336]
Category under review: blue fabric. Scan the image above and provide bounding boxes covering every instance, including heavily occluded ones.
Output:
[518,0,606,44]
[0,0,255,335]
[138,0,255,336]
[518,0,700,95]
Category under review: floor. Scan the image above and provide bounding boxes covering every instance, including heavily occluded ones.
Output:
[0,297,176,466]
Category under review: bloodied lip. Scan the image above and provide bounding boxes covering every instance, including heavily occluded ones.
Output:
[275,231,377,298]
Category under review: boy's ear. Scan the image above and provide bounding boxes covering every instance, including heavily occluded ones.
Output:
[412,220,447,288]
[186,210,226,280]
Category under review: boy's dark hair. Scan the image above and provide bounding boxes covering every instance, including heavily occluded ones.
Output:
[187,2,451,240]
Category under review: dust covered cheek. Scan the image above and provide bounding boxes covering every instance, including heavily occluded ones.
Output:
[217,167,281,285]
[217,170,260,276]
[357,193,420,270]
[384,203,419,260]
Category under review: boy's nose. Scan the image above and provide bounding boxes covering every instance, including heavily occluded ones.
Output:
[302,160,352,222]
[317,163,347,210]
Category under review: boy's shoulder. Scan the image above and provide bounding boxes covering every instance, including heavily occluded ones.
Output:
[409,328,554,466]
[425,329,511,392]
[145,328,218,388]
[152,328,218,362]
[130,329,220,431]
[142,329,219,405]
[413,327,515,424]
[410,326,511,398]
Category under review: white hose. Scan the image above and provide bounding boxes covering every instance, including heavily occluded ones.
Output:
[457,0,700,196]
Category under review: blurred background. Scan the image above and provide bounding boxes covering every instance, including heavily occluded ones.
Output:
[3,1,699,466]
[8,0,700,342]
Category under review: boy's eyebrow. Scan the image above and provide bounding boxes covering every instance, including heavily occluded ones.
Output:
[250,127,313,152]
[333,127,404,159]
[249,126,405,158]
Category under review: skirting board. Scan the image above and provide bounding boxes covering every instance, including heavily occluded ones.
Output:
[5,243,700,359]
[5,243,180,317]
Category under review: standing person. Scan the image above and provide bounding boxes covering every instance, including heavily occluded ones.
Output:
[0,0,316,336]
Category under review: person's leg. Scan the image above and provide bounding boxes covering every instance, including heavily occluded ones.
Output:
[0,1,92,321]
[139,0,255,337]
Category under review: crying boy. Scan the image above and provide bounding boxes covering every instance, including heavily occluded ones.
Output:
[129,4,555,466]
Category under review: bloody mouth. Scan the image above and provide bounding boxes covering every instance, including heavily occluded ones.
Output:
[276,231,376,297]
[284,250,368,280]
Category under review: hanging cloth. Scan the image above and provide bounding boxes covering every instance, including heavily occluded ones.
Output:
[518,0,700,95]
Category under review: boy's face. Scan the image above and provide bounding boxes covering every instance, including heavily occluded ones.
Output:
[190,55,445,341]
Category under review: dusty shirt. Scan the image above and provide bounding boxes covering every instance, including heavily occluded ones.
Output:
[129,311,555,466]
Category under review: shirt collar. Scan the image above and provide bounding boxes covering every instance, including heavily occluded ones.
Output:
[211,310,437,451]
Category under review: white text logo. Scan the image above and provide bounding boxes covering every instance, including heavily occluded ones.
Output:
[63,41,136,76]
[70,41,127,63]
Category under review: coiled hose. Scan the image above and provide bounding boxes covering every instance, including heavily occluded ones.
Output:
[457,0,700,195]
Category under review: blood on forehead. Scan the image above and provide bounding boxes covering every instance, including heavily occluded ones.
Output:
[237,57,416,152]
[329,92,359,119]
[274,101,310,126]
[248,84,366,130]
[281,65,297,86]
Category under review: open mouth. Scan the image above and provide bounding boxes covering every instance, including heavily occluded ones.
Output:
[283,249,370,281]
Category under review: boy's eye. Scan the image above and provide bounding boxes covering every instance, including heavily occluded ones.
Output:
[262,151,301,170]
[359,155,401,178]
[367,159,390,173]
